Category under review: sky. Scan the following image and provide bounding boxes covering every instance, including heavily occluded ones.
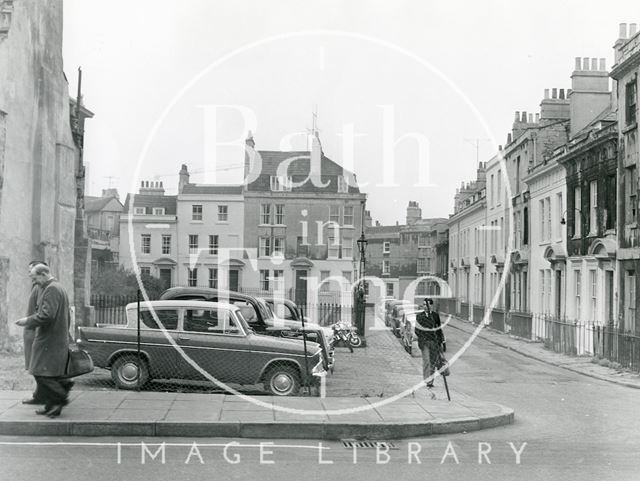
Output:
[62,0,639,225]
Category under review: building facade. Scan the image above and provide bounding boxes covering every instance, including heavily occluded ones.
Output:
[611,23,640,334]
[85,189,123,268]
[448,164,487,321]
[365,201,447,303]
[243,132,366,306]
[0,0,91,336]
[176,167,244,290]
[119,181,178,289]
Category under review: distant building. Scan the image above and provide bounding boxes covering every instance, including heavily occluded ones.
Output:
[243,131,366,306]
[119,181,177,289]
[176,165,244,290]
[611,22,640,334]
[84,189,123,267]
[447,165,487,320]
[366,201,447,303]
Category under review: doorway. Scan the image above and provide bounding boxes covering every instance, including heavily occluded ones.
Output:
[555,269,562,318]
[605,270,614,326]
[159,268,172,290]
[229,269,239,292]
[295,269,308,307]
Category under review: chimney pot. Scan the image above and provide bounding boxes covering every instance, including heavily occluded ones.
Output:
[522,111,528,122]
[141,181,144,187]
[567,88,572,96]
[498,145,502,151]
[591,58,598,70]
[630,23,638,36]
[575,57,581,70]
[515,111,520,121]
[599,58,606,70]
[544,88,550,99]
[528,113,533,123]
[552,88,557,99]
[583,57,590,70]
[620,23,628,39]
[535,113,540,122]
[559,89,565,99]
[507,133,512,144]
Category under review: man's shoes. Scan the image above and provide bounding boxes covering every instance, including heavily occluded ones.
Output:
[22,398,43,405]
[45,405,64,418]
[426,382,434,388]
[35,406,52,415]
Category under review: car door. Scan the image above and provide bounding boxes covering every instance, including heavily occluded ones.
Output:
[136,307,180,379]
[176,306,255,385]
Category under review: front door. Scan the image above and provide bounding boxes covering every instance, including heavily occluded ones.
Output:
[229,269,239,292]
[159,268,172,290]
[605,270,614,326]
[555,269,562,318]
[295,270,308,307]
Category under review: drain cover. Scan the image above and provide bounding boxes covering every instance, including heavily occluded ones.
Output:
[341,439,399,450]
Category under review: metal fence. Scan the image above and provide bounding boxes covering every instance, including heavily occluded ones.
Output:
[91,294,139,325]
[592,325,640,372]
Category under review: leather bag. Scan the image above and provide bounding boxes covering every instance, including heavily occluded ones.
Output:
[64,344,94,378]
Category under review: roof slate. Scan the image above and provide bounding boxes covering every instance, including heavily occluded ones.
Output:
[181,184,243,195]
[122,194,177,215]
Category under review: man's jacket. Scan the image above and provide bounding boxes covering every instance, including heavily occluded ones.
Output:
[415,310,444,347]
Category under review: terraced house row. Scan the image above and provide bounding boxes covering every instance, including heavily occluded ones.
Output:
[117,130,366,306]
[444,23,640,350]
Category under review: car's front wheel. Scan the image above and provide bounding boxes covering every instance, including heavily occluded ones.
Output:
[111,354,150,390]
[264,365,301,396]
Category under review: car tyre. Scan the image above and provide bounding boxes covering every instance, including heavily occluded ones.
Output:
[111,354,150,390]
[264,365,301,396]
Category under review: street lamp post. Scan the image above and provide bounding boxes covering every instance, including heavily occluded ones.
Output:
[355,203,368,336]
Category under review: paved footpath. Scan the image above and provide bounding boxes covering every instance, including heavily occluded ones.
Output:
[447,315,640,389]
[0,389,513,439]
[0,321,517,440]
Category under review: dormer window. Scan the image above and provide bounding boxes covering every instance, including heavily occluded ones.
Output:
[134,207,145,215]
[270,175,292,192]
[153,207,165,216]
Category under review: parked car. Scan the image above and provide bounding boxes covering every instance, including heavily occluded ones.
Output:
[263,297,335,372]
[399,308,421,355]
[159,287,334,372]
[77,300,325,396]
[388,300,418,337]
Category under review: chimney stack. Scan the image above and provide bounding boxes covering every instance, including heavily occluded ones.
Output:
[570,52,611,138]
[178,164,190,194]
[139,180,166,196]
[630,23,638,37]
[406,201,422,225]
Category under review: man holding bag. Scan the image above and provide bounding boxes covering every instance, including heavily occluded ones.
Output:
[16,264,73,418]
[415,297,446,389]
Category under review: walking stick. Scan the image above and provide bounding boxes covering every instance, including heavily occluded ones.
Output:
[442,372,451,401]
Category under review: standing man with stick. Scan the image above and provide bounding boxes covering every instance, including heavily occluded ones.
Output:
[415,297,446,390]
[15,264,73,418]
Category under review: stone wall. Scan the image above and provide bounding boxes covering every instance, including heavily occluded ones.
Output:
[0,0,79,337]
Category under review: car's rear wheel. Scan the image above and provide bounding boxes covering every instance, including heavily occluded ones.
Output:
[264,365,301,396]
[111,354,150,390]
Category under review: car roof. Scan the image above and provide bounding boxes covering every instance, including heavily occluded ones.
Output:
[161,287,255,302]
[126,300,240,311]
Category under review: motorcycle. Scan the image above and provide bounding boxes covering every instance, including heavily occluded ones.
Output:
[331,322,363,352]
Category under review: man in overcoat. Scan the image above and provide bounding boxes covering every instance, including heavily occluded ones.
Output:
[22,261,47,405]
[16,264,72,417]
[414,297,445,389]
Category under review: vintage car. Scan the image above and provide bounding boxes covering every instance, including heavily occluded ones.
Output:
[399,307,421,355]
[387,300,417,337]
[77,300,325,396]
[159,287,334,371]
[262,297,335,372]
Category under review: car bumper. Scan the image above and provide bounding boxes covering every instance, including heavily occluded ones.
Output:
[311,358,327,383]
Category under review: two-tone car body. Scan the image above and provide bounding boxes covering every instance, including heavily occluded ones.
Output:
[77,300,325,396]
[159,287,334,371]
